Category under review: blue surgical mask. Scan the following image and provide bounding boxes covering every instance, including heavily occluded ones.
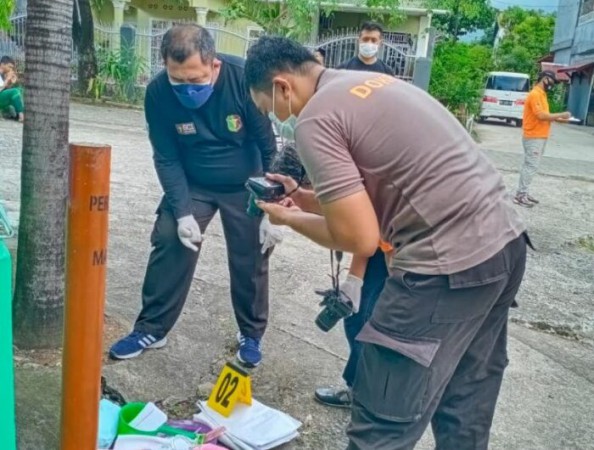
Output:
[169,78,214,109]
[268,84,297,141]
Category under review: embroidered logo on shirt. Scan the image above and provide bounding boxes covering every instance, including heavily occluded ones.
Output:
[226,114,243,133]
[175,122,197,135]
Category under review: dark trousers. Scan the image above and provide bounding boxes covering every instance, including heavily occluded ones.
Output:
[348,235,527,450]
[343,249,389,387]
[134,189,270,339]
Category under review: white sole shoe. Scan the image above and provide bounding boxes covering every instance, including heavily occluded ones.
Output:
[110,336,168,360]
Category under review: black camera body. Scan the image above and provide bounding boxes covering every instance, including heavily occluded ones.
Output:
[245,177,285,217]
[246,177,285,202]
[315,288,354,332]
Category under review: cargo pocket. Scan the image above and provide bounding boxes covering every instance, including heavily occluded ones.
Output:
[431,248,509,324]
[353,322,440,423]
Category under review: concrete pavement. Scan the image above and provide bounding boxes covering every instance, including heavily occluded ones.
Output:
[477,121,594,182]
[1,107,593,449]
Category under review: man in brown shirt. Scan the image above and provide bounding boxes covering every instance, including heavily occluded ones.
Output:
[245,37,528,450]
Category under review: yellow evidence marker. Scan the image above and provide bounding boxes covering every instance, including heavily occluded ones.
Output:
[207,362,252,417]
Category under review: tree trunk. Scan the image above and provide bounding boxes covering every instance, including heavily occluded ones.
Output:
[13,0,73,349]
[450,0,461,42]
[73,0,97,95]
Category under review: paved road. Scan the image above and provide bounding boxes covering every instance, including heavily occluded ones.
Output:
[477,121,594,181]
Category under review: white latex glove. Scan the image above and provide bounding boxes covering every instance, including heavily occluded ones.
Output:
[177,215,202,252]
[340,274,364,314]
[259,214,285,254]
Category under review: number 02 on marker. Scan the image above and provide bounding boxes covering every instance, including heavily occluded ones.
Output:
[207,362,252,417]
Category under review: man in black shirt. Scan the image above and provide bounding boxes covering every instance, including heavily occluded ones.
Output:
[313,47,326,66]
[337,21,394,76]
[109,24,277,368]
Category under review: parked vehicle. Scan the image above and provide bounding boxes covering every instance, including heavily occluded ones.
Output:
[479,71,530,127]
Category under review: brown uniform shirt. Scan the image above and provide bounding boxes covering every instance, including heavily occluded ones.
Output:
[295,70,525,275]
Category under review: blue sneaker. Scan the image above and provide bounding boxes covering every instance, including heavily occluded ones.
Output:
[109,331,167,360]
[236,332,262,368]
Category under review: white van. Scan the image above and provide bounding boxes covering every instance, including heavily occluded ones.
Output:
[478,71,530,127]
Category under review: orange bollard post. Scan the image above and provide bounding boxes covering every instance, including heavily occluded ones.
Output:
[60,143,111,450]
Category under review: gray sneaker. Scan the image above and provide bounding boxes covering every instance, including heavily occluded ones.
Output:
[513,194,534,208]
[526,195,540,204]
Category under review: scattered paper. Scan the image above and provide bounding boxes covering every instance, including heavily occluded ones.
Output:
[113,435,197,450]
[196,399,301,450]
[129,402,168,432]
[113,435,171,450]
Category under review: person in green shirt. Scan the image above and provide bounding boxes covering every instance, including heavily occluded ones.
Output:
[0,56,24,123]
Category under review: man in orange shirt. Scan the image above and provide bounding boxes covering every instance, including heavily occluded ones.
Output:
[514,71,571,207]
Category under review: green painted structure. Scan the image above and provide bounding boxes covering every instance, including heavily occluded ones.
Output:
[0,205,16,450]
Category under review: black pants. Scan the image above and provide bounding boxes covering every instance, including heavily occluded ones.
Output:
[348,235,527,450]
[134,189,270,339]
[343,249,388,387]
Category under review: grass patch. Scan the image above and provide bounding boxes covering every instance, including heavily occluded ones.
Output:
[576,235,594,253]
[511,318,581,341]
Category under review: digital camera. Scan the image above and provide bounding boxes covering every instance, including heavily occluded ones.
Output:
[314,288,354,332]
[245,177,285,217]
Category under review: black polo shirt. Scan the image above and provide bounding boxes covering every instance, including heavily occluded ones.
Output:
[145,53,276,219]
[337,56,395,76]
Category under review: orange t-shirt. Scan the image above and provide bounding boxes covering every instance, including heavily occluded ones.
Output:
[523,86,550,139]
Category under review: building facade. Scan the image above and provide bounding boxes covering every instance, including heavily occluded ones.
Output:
[92,0,443,66]
[551,0,594,125]
[2,0,443,85]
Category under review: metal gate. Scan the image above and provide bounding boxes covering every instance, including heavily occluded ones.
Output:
[306,33,416,81]
[0,14,26,68]
[149,20,255,79]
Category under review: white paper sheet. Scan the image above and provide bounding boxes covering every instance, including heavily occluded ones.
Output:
[113,435,170,450]
[129,402,168,432]
[196,399,301,450]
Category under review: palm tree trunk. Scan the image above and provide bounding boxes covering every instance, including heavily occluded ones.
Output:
[13,0,73,349]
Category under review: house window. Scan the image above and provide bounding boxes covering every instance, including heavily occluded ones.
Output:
[319,12,334,32]
[384,32,411,45]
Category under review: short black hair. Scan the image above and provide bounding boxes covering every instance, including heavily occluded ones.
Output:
[538,70,557,84]
[270,143,310,186]
[0,56,15,66]
[161,24,216,64]
[245,36,318,93]
[360,21,384,36]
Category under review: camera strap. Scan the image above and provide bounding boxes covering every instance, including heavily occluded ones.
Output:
[283,166,306,199]
[330,250,344,294]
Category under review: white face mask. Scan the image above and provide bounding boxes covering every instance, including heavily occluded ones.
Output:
[359,43,379,58]
[268,84,297,142]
